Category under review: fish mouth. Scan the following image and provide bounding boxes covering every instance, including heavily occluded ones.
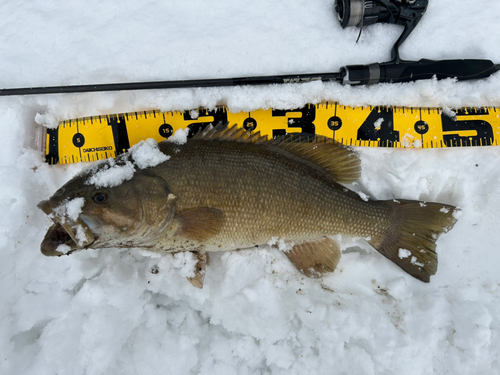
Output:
[38,200,96,257]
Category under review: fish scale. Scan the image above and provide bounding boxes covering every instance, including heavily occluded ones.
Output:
[153,140,391,251]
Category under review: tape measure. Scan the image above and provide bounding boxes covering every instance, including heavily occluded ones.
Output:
[43,103,500,165]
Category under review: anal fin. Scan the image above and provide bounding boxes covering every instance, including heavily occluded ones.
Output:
[187,251,209,289]
[284,237,341,278]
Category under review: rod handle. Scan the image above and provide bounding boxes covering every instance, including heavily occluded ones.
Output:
[341,59,498,85]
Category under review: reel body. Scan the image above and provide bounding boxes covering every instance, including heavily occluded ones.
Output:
[335,0,429,61]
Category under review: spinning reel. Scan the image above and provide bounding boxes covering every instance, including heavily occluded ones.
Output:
[335,0,428,61]
[332,0,497,86]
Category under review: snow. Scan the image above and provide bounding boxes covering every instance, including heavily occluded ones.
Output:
[401,133,423,148]
[130,138,170,169]
[1,1,500,374]
[398,249,411,259]
[86,138,169,187]
[357,191,370,201]
[373,118,384,130]
[189,110,200,119]
[410,256,424,268]
[86,159,136,188]
[442,106,457,121]
[169,128,189,145]
[268,237,294,252]
[55,244,72,255]
[74,224,89,247]
[171,252,198,279]
[66,197,85,221]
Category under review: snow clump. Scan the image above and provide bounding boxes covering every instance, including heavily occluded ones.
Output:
[130,138,170,169]
[86,159,135,188]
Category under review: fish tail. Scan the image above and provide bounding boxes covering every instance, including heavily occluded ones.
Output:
[369,200,458,282]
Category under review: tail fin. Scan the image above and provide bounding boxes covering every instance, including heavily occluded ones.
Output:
[369,200,458,282]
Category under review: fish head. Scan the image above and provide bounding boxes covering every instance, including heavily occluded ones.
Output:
[38,169,177,256]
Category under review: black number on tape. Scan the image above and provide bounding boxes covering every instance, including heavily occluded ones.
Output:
[414,121,429,135]
[357,107,399,146]
[72,133,85,147]
[271,106,316,136]
[159,123,173,138]
[184,108,228,138]
[243,117,257,131]
[328,116,342,131]
[442,111,494,147]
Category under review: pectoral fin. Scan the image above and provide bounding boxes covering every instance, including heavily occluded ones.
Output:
[176,207,225,242]
[186,251,209,289]
[284,237,341,278]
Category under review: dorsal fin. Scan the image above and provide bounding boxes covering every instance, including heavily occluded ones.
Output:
[191,123,361,184]
[191,123,269,144]
[268,133,361,184]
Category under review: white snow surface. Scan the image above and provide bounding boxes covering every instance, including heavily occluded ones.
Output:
[1,1,500,374]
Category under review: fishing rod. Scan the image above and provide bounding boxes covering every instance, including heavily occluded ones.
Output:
[0,59,497,97]
[0,0,498,97]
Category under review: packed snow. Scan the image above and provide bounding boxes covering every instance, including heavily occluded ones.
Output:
[1,1,500,374]
[171,252,199,279]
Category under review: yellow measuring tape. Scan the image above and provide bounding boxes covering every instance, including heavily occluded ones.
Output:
[44,103,500,165]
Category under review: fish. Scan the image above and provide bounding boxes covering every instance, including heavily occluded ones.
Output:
[38,124,458,288]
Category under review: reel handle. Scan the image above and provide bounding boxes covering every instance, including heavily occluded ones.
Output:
[341,59,499,85]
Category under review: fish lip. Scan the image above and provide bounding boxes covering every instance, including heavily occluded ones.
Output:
[40,219,97,256]
[37,199,53,216]
[41,222,81,256]
[38,199,97,256]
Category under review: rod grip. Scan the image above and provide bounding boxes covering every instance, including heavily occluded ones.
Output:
[341,59,498,85]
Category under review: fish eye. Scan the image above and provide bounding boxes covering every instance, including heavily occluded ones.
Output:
[93,191,109,204]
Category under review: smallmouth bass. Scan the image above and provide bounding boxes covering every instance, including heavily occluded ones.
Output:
[38,124,457,287]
